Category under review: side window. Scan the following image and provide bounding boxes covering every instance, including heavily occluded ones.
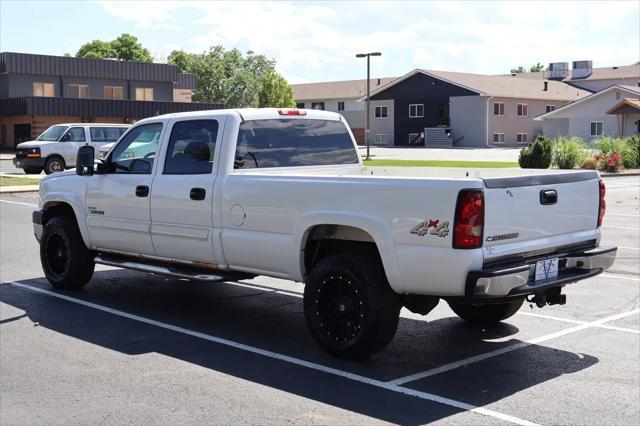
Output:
[90,127,128,142]
[164,120,218,175]
[63,127,86,142]
[109,123,163,174]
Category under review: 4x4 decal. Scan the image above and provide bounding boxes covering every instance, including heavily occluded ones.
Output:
[410,219,449,238]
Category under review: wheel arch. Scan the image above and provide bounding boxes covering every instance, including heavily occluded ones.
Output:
[295,212,403,292]
[42,195,90,248]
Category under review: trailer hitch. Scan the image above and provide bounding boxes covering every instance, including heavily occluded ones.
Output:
[527,287,566,308]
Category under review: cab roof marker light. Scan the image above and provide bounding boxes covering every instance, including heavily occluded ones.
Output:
[278,109,306,116]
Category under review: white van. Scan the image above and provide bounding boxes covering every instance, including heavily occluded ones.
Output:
[13,123,130,174]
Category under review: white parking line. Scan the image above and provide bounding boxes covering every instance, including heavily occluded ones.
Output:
[606,213,640,218]
[603,273,640,282]
[8,281,537,426]
[0,199,38,208]
[388,308,639,386]
[618,246,640,251]
[517,311,639,334]
[602,225,640,231]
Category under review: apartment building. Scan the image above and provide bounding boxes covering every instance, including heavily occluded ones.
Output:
[0,52,223,148]
[365,69,590,147]
[291,77,396,144]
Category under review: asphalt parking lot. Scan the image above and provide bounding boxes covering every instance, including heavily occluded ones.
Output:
[1,175,638,425]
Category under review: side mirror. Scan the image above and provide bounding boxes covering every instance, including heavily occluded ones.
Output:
[76,145,95,176]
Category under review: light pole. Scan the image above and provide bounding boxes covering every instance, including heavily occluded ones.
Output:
[356,52,381,160]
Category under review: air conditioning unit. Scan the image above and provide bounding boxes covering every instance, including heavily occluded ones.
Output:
[548,62,569,80]
[572,60,593,79]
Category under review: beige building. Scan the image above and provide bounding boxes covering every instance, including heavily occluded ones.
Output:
[536,85,640,141]
[291,77,396,144]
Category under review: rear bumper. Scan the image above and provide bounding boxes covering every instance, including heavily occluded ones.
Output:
[13,157,45,169]
[463,245,617,301]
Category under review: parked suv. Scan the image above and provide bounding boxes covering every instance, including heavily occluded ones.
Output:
[13,123,130,174]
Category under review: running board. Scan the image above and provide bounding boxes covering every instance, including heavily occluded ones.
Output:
[94,255,225,282]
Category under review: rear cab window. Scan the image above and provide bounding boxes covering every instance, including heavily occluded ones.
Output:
[234,119,358,169]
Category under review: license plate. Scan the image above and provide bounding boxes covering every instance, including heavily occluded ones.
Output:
[535,257,559,281]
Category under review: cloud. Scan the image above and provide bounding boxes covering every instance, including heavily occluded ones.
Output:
[96,0,639,81]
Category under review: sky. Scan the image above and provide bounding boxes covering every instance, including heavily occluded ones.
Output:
[1,0,638,84]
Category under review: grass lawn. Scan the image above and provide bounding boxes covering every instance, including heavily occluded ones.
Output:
[363,159,520,168]
[0,176,41,186]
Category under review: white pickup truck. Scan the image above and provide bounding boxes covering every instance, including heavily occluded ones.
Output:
[33,108,617,359]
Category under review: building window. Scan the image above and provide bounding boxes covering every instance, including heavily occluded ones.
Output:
[374,134,386,145]
[517,103,528,117]
[409,104,424,118]
[590,121,603,137]
[69,84,89,99]
[135,87,154,101]
[33,82,54,97]
[493,133,505,144]
[311,102,325,110]
[104,86,124,100]
[493,102,505,116]
[545,105,556,113]
[338,101,345,111]
[615,91,621,100]
[374,105,388,118]
[516,133,528,144]
[296,102,305,109]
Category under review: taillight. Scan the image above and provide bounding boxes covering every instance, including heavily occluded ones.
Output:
[453,189,484,249]
[597,179,606,227]
[278,109,306,116]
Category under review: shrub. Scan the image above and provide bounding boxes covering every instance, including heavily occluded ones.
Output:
[518,135,552,169]
[597,151,623,173]
[594,136,639,169]
[625,134,640,168]
[551,136,586,169]
[582,155,598,170]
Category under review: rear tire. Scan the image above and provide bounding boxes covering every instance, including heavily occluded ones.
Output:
[40,216,94,290]
[23,167,42,174]
[303,253,401,359]
[44,157,65,174]
[447,298,524,324]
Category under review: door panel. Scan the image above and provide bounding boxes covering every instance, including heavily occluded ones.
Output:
[85,174,155,254]
[85,122,164,255]
[150,118,224,264]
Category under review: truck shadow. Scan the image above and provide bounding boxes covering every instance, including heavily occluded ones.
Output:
[0,270,599,424]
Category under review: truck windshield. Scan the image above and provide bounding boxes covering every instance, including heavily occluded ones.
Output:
[235,119,359,169]
[37,125,68,141]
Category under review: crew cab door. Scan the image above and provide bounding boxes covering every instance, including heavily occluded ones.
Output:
[85,122,164,255]
[149,117,225,264]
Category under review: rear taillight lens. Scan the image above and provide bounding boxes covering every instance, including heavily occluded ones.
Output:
[597,179,606,227]
[453,189,484,249]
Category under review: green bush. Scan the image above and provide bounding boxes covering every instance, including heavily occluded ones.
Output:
[518,135,552,169]
[551,136,586,169]
[594,136,639,169]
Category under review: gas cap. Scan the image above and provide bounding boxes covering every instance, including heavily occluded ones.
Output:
[230,204,246,227]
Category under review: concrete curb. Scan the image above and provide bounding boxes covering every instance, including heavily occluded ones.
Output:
[0,185,39,194]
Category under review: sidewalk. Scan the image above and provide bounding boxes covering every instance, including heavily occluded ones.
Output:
[0,153,14,161]
[0,185,39,194]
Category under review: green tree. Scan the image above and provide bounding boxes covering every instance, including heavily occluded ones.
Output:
[529,62,546,72]
[75,33,152,62]
[168,46,295,108]
[510,66,526,74]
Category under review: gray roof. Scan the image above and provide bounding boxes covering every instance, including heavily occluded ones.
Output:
[292,77,398,101]
[510,64,640,82]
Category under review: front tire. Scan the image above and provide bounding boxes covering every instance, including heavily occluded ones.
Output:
[23,167,42,174]
[44,157,65,174]
[447,298,524,325]
[303,253,401,359]
[40,216,94,290]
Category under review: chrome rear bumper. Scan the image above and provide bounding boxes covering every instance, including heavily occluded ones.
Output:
[465,245,617,300]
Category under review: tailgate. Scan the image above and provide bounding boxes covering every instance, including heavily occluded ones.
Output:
[482,171,600,246]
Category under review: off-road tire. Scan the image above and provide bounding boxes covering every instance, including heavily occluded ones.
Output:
[447,298,524,324]
[40,216,94,290]
[304,253,401,359]
[23,167,42,175]
[44,157,65,174]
